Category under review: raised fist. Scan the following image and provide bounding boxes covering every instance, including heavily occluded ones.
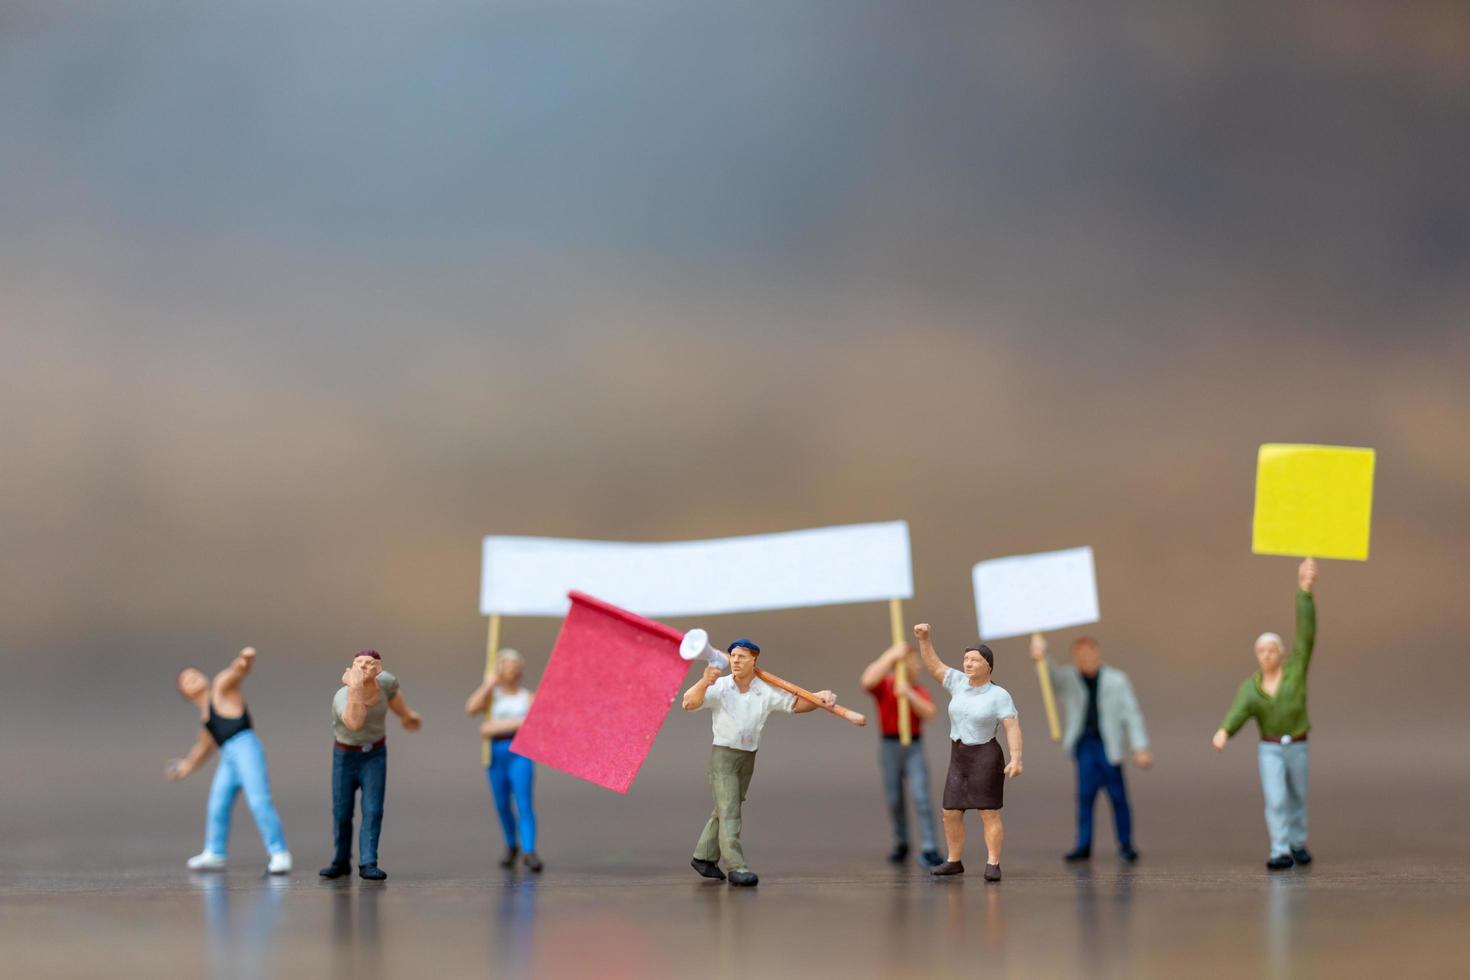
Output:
[913,623,931,642]
[1298,558,1318,592]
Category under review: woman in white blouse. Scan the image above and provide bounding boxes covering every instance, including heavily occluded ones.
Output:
[914,623,1023,881]
[465,649,541,872]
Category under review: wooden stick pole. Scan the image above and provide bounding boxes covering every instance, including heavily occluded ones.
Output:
[754,667,867,727]
[480,613,502,766]
[1033,631,1062,743]
[890,598,911,745]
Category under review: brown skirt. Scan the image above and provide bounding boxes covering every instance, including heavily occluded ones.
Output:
[942,738,1005,811]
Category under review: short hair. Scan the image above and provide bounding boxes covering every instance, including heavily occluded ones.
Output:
[1071,636,1100,653]
[964,644,995,671]
[727,638,761,655]
[1255,632,1284,653]
[356,649,381,661]
[497,648,524,665]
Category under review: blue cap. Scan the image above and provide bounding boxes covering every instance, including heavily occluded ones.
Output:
[727,638,761,655]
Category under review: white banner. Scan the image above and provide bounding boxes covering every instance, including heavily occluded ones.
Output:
[972,546,1099,640]
[481,521,913,617]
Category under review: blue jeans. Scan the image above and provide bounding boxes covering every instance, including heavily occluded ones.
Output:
[1257,741,1308,858]
[879,737,938,852]
[205,730,288,857]
[1074,734,1132,851]
[487,739,537,852]
[331,743,387,867]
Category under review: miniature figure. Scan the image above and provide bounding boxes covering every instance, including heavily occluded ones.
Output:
[860,641,942,867]
[913,623,1022,882]
[682,638,836,887]
[168,646,292,874]
[1213,558,1318,870]
[464,648,542,872]
[319,650,422,881]
[1029,634,1151,862]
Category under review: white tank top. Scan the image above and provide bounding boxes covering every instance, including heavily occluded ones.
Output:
[490,687,532,723]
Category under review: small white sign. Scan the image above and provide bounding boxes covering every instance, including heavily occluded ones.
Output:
[481,521,913,617]
[972,546,1099,640]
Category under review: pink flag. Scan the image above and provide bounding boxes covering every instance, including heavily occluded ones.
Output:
[510,591,689,794]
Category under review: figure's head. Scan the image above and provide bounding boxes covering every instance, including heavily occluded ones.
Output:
[496,648,525,683]
[727,638,760,680]
[1254,632,1286,672]
[1071,636,1102,677]
[176,667,209,701]
[342,649,383,686]
[962,644,995,683]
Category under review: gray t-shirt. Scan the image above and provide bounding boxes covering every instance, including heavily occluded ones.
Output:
[332,671,400,745]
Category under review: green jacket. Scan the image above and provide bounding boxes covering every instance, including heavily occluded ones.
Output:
[1221,590,1316,740]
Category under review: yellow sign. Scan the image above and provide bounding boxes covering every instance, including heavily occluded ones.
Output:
[1252,444,1375,560]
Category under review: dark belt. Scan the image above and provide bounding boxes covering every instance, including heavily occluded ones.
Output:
[1260,734,1307,744]
[334,737,386,752]
[491,734,515,743]
[881,733,922,742]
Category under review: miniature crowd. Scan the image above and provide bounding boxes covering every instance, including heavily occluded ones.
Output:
[168,558,1321,885]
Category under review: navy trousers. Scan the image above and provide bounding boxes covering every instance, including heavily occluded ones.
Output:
[331,743,387,867]
[1074,734,1132,850]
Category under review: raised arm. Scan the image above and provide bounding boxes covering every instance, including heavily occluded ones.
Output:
[166,728,217,780]
[216,647,257,691]
[1001,715,1023,777]
[1294,558,1317,671]
[388,692,423,731]
[912,623,948,684]
[465,677,495,716]
[1028,634,1063,686]
[860,643,906,690]
[682,663,722,711]
[340,658,377,732]
[896,679,938,720]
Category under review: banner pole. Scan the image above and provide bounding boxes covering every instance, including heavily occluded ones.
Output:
[481,613,502,766]
[890,598,911,746]
[1033,631,1062,742]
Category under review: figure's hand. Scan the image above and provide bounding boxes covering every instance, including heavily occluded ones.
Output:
[912,623,931,642]
[1134,749,1154,769]
[813,690,837,708]
[166,759,191,781]
[478,719,496,739]
[1211,729,1228,752]
[240,647,257,663]
[1004,758,1023,778]
[401,709,423,732]
[893,678,912,699]
[1298,558,1317,593]
[886,642,909,664]
[1029,634,1046,661]
[346,656,380,692]
[701,663,723,686]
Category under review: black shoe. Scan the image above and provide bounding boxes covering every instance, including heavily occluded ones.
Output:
[930,860,965,876]
[318,862,351,879]
[887,843,910,864]
[358,864,387,881]
[1290,847,1312,866]
[1266,854,1294,871]
[983,864,1002,882]
[727,869,759,887]
[1064,847,1091,862]
[1118,845,1139,864]
[522,852,544,873]
[499,846,520,869]
[919,849,945,868]
[690,858,726,880]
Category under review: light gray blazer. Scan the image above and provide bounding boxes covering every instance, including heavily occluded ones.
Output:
[1045,662,1149,765]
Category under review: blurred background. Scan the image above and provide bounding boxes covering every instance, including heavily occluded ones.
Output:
[2,1,1469,975]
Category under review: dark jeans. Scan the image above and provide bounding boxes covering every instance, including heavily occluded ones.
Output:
[1074,734,1132,850]
[331,743,386,867]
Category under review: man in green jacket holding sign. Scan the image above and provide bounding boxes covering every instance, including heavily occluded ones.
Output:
[1212,558,1318,870]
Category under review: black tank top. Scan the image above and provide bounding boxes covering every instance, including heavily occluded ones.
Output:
[204,699,253,746]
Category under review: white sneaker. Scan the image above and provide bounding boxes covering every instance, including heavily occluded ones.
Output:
[267,851,293,875]
[187,851,227,871]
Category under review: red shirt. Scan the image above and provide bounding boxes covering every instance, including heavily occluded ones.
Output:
[865,675,933,737]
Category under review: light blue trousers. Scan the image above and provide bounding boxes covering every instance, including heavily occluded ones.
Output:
[1257,741,1308,858]
[205,730,288,857]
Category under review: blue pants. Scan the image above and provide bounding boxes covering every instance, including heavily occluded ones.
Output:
[488,739,537,853]
[1257,741,1308,858]
[331,743,387,867]
[205,730,288,857]
[879,737,938,852]
[1074,734,1132,851]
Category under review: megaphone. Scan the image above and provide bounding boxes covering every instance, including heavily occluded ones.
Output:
[680,628,730,671]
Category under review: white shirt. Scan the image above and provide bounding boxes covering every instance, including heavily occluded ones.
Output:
[701,675,797,751]
[489,687,533,723]
[942,668,1017,746]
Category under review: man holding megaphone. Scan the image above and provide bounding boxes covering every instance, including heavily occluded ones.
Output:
[681,632,851,887]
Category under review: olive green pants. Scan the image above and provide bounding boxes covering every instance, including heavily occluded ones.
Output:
[692,745,757,872]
